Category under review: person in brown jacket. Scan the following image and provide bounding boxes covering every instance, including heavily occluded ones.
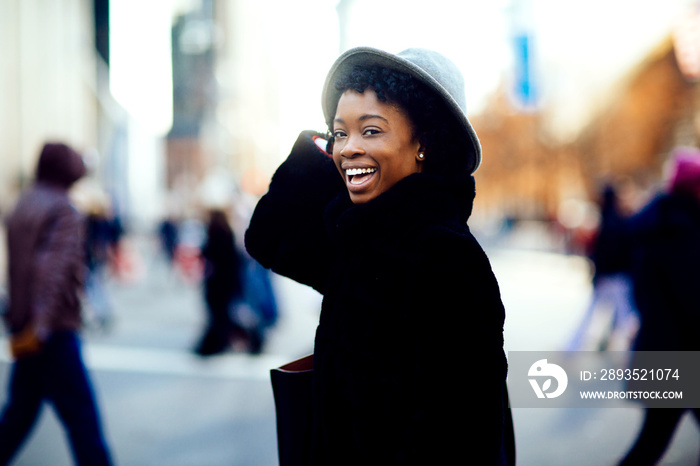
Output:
[0,142,112,465]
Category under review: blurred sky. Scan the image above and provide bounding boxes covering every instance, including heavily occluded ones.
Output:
[109,0,698,150]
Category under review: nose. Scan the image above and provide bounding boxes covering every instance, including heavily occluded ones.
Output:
[339,134,365,158]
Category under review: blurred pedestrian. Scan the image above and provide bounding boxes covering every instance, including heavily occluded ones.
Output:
[108,210,123,251]
[246,47,513,465]
[173,216,206,284]
[84,206,116,330]
[618,147,700,465]
[158,215,179,267]
[0,142,113,465]
[234,252,279,354]
[566,184,638,351]
[194,208,245,356]
[107,210,138,283]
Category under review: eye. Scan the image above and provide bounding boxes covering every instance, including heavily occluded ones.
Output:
[363,128,381,136]
[333,130,347,139]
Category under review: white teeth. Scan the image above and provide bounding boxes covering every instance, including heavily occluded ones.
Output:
[346,168,376,176]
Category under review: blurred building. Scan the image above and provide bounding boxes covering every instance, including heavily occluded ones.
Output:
[472,34,700,229]
[162,0,339,218]
[165,1,218,213]
[0,0,146,231]
[2,0,698,249]
[0,0,101,212]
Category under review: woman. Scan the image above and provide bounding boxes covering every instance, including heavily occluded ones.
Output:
[246,47,513,465]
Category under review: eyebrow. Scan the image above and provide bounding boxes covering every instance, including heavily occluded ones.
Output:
[334,114,389,124]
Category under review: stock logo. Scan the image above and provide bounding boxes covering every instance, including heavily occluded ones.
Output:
[528,359,568,399]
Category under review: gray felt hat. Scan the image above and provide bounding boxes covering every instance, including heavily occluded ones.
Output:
[322,46,482,174]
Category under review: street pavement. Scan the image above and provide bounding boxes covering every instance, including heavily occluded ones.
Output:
[1,226,699,465]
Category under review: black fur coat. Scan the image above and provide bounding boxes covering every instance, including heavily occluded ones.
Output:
[246,131,513,465]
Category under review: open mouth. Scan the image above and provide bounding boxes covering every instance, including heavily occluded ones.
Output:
[346,167,377,186]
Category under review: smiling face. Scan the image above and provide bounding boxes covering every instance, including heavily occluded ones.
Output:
[332,89,424,204]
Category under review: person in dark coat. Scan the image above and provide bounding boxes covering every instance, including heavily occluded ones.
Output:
[158,215,179,266]
[618,147,700,465]
[0,142,113,465]
[566,184,638,351]
[84,208,116,329]
[194,208,244,356]
[246,47,514,465]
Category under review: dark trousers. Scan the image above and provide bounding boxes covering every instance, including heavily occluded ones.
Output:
[619,408,700,465]
[0,331,112,465]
